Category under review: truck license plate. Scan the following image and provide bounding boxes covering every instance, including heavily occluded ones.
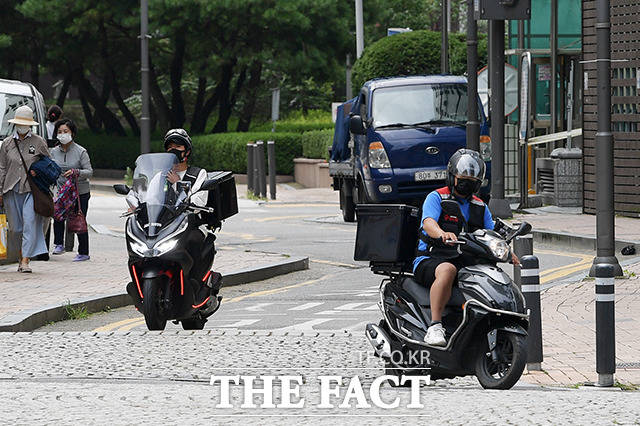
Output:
[415,170,447,181]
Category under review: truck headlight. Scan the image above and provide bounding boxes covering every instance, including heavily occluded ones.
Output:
[368,141,391,169]
[480,135,491,161]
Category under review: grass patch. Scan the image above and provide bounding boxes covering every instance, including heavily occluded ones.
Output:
[63,300,90,320]
[246,190,267,201]
[614,381,639,391]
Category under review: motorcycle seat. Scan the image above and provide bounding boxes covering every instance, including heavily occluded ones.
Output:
[400,277,467,307]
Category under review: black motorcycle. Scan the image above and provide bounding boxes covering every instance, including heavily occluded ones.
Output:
[114,153,238,331]
[363,200,532,390]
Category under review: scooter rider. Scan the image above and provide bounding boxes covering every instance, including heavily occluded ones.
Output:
[413,149,517,346]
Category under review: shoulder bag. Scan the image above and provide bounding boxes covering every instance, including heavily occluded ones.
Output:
[13,139,54,217]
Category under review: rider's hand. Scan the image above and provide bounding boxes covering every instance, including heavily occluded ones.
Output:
[441,231,458,246]
[512,252,520,266]
[167,170,179,184]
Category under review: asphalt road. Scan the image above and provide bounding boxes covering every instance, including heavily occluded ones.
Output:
[38,188,595,333]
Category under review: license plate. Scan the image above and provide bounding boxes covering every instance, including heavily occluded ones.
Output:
[415,169,447,181]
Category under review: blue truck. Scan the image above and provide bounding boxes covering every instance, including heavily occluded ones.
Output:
[329,75,491,222]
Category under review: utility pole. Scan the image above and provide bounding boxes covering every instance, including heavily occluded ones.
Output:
[355,0,364,58]
[466,0,480,151]
[590,0,621,388]
[441,0,449,73]
[346,54,353,100]
[140,0,150,154]
[550,0,558,134]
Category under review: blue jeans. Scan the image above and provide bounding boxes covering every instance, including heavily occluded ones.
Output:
[3,190,47,259]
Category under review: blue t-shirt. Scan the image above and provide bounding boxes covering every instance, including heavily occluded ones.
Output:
[413,191,495,272]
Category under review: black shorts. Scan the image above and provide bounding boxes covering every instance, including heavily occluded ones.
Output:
[414,257,465,287]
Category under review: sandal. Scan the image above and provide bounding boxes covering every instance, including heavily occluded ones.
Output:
[18,263,32,273]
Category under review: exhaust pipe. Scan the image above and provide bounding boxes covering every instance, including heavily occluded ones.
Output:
[366,323,392,359]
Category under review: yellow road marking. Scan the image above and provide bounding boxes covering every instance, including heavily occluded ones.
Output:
[262,203,338,209]
[94,274,335,332]
[245,215,318,223]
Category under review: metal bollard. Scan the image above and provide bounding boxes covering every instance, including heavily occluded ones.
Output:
[513,235,534,289]
[267,140,276,200]
[256,140,267,198]
[594,264,616,387]
[247,143,254,192]
[520,255,543,370]
[252,143,260,197]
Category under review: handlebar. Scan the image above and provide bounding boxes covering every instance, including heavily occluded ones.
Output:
[445,240,466,245]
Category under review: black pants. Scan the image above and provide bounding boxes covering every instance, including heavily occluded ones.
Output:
[54,193,90,255]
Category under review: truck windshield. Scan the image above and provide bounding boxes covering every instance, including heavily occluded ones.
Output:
[371,83,472,129]
[0,93,36,139]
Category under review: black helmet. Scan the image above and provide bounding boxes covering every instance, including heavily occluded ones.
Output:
[163,128,192,153]
[446,148,486,194]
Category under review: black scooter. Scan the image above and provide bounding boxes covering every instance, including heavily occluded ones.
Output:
[114,153,237,331]
[365,200,532,389]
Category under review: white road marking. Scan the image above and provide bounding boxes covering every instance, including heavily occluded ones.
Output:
[288,302,324,311]
[334,303,379,311]
[275,318,334,331]
[244,303,273,312]
[216,319,261,328]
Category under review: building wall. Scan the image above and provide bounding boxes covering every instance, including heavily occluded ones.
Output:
[582,0,640,217]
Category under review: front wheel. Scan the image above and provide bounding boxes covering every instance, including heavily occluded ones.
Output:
[475,331,526,390]
[181,317,207,330]
[142,278,167,331]
[340,181,355,222]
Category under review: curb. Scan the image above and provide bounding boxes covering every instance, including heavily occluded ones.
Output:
[532,229,640,253]
[0,256,309,333]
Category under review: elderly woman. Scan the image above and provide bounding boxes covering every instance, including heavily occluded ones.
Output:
[50,119,93,261]
[0,105,50,272]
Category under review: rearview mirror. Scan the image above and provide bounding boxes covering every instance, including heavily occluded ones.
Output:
[349,115,366,135]
[113,184,130,195]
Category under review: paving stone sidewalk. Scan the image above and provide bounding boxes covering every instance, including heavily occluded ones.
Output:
[0,229,298,327]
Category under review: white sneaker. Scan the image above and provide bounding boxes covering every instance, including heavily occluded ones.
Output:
[424,323,447,346]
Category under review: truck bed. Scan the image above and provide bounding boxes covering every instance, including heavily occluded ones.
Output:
[328,161,354,177]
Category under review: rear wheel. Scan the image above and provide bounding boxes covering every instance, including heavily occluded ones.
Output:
[475,331,526,390]
[340,181,355,222]
[181,317,207,330]
[142,278,167,331]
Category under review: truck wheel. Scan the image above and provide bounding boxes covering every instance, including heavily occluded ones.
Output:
[340,182,356,222]
[354,179,368,205]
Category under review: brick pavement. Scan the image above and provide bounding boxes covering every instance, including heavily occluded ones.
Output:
[0,230,295,323]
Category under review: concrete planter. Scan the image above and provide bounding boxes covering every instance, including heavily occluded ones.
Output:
[293,158,332,188]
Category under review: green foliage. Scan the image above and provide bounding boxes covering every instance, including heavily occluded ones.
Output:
[63,300,89,320]
[251,110,333,133]
[352,30,488,92]
[190,132,301,175]
[301,129,334,160]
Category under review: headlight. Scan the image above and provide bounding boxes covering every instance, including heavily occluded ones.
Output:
[368,141,391,169]
[480,135,491,161]
[129,239,146,256]
[154,238,178,255]
[488,238,510,262]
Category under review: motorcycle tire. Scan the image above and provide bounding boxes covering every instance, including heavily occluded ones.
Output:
[142,278,167,331]
[181,317,207,330]
[474,331,526,390]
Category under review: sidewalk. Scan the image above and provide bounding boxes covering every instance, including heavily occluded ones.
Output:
[0,229,307,332]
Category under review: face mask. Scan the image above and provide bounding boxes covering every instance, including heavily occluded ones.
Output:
[168,148,186,162]
[58,133,73,145]
[16,125,31,135]
[454,179,477,198]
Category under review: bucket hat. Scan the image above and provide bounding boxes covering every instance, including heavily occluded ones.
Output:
[8,105,39,126]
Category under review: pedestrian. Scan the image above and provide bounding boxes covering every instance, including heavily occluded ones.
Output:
[45,105,63,148]
[0,105,50,272]
[50,119,93,261]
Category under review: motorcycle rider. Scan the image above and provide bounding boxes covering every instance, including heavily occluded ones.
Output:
[413,149,517,346]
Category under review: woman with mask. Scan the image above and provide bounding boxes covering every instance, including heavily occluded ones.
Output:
[0,105,50,272]
[45,105,63,148]
[50,119,93,261]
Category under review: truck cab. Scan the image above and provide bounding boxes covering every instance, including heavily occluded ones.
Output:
[330,75,491,222]
[0,78,47,141]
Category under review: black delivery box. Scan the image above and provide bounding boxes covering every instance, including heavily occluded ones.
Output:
[354,204,420,263]
[204,171,238,225]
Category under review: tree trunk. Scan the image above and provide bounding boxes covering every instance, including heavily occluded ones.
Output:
[56,72,72,108]
[30,59,40,89]
[211,63,244,133]
[190,75,207,131]
[236,61,263,132]
[78,93,100,133]
[191,60,237,134]
[169,31,187,128]
[74,69,126,136]
[149,60,171,132]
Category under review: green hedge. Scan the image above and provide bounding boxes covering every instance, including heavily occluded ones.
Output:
[190,132,301,175]
[79,130,302,175]
[352,30,488,92]
[301,129,333,161]
[251,110,333,133]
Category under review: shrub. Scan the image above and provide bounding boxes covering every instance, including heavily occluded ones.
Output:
[251,109,333,133]
[190,132,301,175]
[76,130,149,170]
[351,30,488,92]
[301,129,334,160]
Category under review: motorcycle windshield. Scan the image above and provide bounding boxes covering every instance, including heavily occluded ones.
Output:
[132,153,180,237]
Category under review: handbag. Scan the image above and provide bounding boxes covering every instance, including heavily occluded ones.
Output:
[13,139,54,217]
[67,179,87,234]
[0,210,7,260]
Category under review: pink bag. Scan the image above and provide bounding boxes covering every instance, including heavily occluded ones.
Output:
[67,180,87,234]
